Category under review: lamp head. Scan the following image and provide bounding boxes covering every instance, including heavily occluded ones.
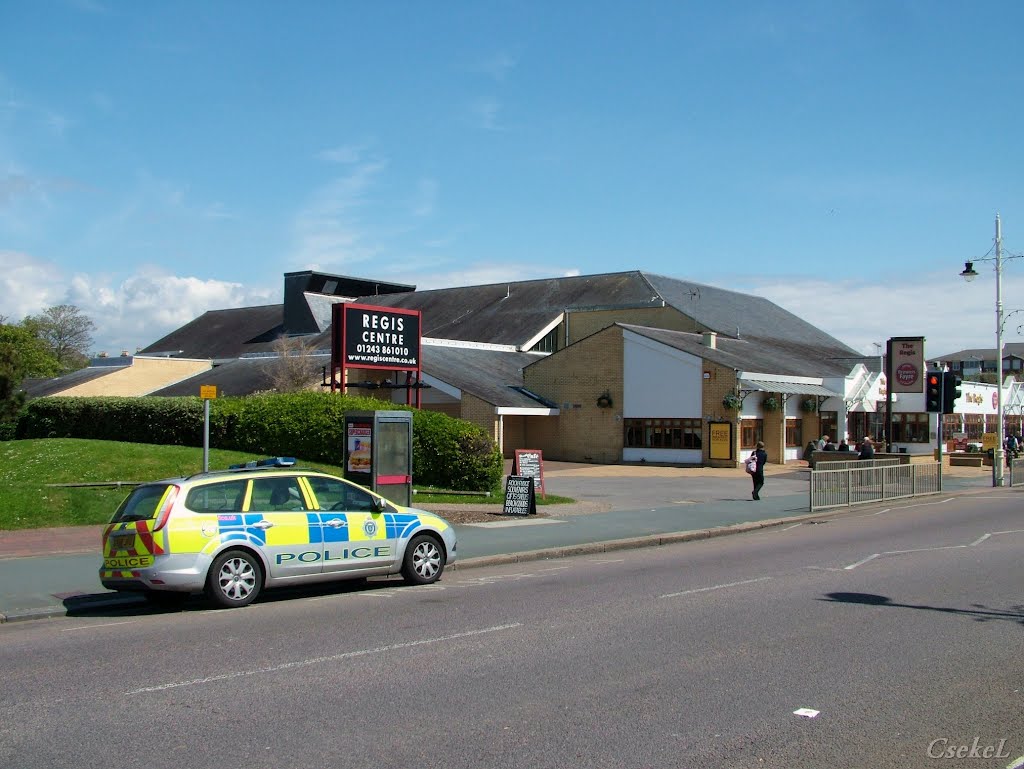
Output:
[961,261,979,282]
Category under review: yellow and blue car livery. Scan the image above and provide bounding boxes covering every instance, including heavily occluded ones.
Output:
[100,464,456,607]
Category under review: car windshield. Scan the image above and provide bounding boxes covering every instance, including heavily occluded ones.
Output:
[110,484,171,523]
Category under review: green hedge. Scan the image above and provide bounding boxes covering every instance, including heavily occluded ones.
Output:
[16,393,503,492]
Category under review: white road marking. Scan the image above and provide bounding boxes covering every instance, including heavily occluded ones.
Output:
[126,622,523,695]
[660,577,772,599]
[843,527,1024,569]
[1006,754,1024,769]
[793,708,819,718]
[61,620,137,632]
[844,554,879,570]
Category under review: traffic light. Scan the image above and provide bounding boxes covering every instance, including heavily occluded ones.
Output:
[942,371,962,414]
[925,371,942,412]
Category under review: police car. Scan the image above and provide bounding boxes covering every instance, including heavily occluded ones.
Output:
[99,458,457,608]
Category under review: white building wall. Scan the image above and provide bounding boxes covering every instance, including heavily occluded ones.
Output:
[623,330,704,464]
[623,331,703,417]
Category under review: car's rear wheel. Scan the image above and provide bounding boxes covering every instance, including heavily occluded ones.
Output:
[206,550,262,608]
[401,534,445,585]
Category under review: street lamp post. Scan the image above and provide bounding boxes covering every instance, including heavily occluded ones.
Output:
[961,215,1006,486]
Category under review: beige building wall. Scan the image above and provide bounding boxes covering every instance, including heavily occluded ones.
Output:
[58,358,212,397]
[700,360,742,468]
[559,306,696,348]
[499,414,526,457]
[524,325,624,462]
[459,392,500,444]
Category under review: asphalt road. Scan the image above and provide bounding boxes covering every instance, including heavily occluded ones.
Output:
[1,489,1022,769]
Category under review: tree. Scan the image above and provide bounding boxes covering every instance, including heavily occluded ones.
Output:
[0,325,61,378]
[0,324,61,425]
[22,304,95,370]
[268,335,322,392]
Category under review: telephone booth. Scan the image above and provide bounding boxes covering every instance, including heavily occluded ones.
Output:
[343,411,414,506]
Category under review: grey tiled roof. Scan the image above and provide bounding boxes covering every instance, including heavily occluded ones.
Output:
[139,305,284,360]
[615,325,855,378]
[421,346,552,408]
[136,269,859,362]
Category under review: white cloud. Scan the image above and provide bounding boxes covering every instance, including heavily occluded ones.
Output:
[740,269,1024,359]
[289,158,388,269]
[411,179,438,218]
[0,251,68,320]
[0,252,273,355]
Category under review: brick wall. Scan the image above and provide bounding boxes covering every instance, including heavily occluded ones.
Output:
[563,306,696,346]
[700,360,742,467]
[524,325,624,462]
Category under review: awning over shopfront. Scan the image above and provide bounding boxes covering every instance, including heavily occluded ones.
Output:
[739,379,841,398]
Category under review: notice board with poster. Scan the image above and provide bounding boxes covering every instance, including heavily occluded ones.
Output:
[503,475,537,516]
[346,421,373,475]
[513,449,545,498]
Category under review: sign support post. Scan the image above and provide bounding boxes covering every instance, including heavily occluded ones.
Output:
[200,385,217,472]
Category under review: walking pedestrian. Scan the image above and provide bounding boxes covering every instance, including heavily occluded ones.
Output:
[749,440,768,500]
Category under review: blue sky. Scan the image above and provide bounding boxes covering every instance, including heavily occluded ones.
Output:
[2,0,1023,360]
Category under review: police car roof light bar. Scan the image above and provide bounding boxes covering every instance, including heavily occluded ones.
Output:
[228,456,298,470]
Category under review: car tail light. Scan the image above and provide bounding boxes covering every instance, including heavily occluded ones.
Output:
[153,485,180,531]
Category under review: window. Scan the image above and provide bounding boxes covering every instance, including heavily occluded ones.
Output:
[891,413,930,443]
[623,418,702,449]
[819,411,838,443]
[186,480,247,513]
[741,419,763,449]
[307,476,379,512]
[251,477,308,511]
[848,412,885,443]
[785,419,802,448]
[531,327,559,354]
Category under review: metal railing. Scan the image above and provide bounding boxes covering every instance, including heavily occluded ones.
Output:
[809,460,941,511]
[1009,456,1024,486]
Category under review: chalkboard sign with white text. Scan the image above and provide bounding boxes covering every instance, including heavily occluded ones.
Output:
[513,449,545,497]
[503,475,537,516]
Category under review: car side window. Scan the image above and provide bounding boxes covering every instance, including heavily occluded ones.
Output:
[185,480,247,513]
[307,477,378,512]
[250,477,308,511]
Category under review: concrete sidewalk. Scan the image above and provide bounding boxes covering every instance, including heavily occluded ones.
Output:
[0,461,998,622]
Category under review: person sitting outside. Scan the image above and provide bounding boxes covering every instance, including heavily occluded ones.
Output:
[858,436,875,460]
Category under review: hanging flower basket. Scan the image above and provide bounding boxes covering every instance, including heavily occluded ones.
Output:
[801,397,818,413]
[762,396,780,412]
[722,392,743,411]
[596,390,614,409]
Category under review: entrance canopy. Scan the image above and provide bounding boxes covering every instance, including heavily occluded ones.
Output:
[739,379,841,398]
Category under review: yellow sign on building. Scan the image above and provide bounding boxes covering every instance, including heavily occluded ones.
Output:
[709,422,733,460]
[982,432,997,451]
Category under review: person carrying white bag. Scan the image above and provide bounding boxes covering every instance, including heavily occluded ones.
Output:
[745,440,768,500]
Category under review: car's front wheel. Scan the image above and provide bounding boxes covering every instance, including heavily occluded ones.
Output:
[401,534,445,585]
[206,550,262,608]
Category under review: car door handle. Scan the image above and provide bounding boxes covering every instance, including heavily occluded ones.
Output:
[252,520,274,530]
[324,518,345,528]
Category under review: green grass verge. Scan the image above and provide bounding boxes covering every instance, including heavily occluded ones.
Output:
[0,439,348,531]
[0,439,574,530]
